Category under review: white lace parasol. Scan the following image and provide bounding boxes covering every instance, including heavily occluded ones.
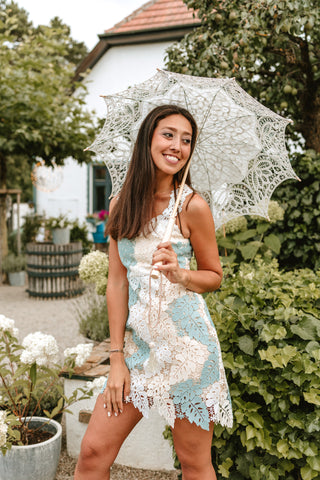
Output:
[87,69,296,230]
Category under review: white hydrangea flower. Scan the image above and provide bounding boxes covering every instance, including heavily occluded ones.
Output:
[268,200,285,223]
[20,332,59,366]
[86,376,107,396]
[64,343,93,367]
[95,276,108,296]
[0,315,19,337]
[78,251,108,283]
[223,216,248,234]
[0,410,8,447]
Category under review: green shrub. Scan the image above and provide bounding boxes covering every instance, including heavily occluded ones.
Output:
[73,288,109,342]
[70,221,93,254]
[204,259,320,480]
[2,382,65,423]
[271,149,320,271]
[2,253,26,272]
[216,201,284,268]
[21,213,43,249]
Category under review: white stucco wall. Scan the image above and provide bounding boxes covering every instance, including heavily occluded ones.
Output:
[84,41,173,116]
[36,158,88,222]
[36,40,172,222]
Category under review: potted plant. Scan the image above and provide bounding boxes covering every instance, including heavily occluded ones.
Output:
[0,315,96,480]
[91,210,109,244]
[46,214,71,245]
[2,253,26,286]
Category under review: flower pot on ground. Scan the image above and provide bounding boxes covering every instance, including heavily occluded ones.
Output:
[0,416,62,480]
[0,315,98,465]
[8,271,26,286]
[2,253,26,286]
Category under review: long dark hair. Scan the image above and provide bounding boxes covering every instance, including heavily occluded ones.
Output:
[107,104,198,240]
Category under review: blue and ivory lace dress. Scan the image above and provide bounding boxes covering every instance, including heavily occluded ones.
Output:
[118,185,232,431]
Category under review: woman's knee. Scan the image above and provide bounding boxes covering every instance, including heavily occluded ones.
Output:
[77,432,116,471]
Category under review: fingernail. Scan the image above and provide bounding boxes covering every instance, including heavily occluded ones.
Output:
[114,412,118,417]
[104,403,106,409]
[119,409,123,414]
[126,396,130,402]
[107,412,111,417]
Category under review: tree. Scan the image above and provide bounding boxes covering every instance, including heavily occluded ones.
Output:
[0,3,95,258]
[166,0,320,152]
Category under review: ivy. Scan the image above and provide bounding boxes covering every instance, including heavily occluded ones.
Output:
[205,259,320,479]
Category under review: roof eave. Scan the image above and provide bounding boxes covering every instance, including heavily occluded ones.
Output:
[74,22,200,82]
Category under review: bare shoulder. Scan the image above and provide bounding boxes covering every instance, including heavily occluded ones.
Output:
[185,192,212,219]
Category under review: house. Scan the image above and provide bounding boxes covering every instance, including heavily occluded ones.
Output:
[35,0,200,222]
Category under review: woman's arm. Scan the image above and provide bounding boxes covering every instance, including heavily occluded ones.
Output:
[152,194,223,294]
[103,199,130,416]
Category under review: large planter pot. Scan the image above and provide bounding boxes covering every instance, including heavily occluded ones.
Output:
[8,271,25,286]
[52,228,70,245]
[92,222,108,244]
[0,417,62,480]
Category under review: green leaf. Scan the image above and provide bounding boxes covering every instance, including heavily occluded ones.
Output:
[29,363,37,385]
[218,457,233,478]
[238,241,262,260]
[257,223,271,234]
[291,315,320,340]
[264,234,281,254]
[238,335,254,355]
[304,389,320,406]
[307,456,320,472]
[234,229,257,241]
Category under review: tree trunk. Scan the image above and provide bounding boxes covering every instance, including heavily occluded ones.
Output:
[0,153,8,261]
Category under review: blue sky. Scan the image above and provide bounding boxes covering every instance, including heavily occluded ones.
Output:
[18,0,145,49]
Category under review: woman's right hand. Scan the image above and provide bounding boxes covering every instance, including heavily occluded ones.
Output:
[103,354,131,417]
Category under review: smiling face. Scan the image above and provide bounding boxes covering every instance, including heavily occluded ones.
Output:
[150,114,193,177]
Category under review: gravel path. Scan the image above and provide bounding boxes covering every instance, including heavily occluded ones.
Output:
[0,284,179,480]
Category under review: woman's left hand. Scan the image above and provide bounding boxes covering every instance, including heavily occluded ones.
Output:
[152,241,188,286]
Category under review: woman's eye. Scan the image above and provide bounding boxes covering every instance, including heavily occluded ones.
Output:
[163,132,173,138]
[183,138,191,144]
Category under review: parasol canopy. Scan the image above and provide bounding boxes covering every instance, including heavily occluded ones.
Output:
[87,69,296,230]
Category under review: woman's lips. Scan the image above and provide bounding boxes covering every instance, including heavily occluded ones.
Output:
[163,154,179,165]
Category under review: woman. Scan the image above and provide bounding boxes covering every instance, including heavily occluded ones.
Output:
[75,105,232,480]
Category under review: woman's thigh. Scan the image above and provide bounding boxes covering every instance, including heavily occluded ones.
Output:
[80,394,143,461]
[171,418,214,467]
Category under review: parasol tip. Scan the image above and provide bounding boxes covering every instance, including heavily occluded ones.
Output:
[295,175,302,182]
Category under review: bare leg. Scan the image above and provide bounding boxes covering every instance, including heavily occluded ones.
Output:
[171,419,216,480]
[74,395,143,480]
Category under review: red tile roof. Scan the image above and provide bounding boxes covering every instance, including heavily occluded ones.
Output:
[105,0,200,34]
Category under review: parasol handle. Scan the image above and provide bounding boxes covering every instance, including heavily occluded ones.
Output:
[151,159,192,279]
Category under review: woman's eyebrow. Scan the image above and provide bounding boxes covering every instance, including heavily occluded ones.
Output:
[160,126,192,136]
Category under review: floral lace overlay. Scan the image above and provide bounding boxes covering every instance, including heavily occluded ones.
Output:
[117,185,233,430]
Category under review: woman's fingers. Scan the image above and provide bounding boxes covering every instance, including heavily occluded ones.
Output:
[104,387,113,417]
[104,383,124,416]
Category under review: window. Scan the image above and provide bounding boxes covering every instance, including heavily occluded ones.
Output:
[92,166,112,212]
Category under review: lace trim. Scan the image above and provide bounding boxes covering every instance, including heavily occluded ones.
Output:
[161,184,193,220]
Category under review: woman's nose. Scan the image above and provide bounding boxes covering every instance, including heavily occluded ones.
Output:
[170,136,181,151]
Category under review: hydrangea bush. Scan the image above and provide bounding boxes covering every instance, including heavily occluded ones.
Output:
[78,250,109,295]
[0,315,97,453]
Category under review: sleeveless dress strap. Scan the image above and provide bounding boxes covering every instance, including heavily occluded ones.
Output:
[162,184,193,220]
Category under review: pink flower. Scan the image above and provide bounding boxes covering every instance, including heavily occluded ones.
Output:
[98,210,109,221]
